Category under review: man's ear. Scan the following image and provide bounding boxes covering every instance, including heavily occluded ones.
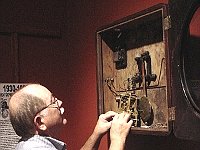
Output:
[34,115,47,131]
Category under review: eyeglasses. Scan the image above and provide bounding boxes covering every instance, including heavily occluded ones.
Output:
[35,95,60,116]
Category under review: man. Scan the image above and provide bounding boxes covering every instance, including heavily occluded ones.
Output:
[9,84,133,150]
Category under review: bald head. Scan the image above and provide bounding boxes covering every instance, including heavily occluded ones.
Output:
[9,84,50,137]
[20,84,51,100]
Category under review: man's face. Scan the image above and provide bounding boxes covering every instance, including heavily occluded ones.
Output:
[32,85,67,136]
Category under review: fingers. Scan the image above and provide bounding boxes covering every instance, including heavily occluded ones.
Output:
[101,111,118,120]
[128,119,133,127]
[94,111,118,136]
[100,111,132,126]
[109,111,132,143]
[113,111,131,122]
[119,112,131,120]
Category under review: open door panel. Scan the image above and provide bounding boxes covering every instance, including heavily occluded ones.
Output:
[96,3,172,135]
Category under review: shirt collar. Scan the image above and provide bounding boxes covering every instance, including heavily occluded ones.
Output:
[45,136,66,150]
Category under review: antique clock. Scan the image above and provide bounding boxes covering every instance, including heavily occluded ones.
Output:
[96,0,200,140]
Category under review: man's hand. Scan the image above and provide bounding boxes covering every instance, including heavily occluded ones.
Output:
[81,111,117,150]
[109,112,133,150]
[93,111,117,136]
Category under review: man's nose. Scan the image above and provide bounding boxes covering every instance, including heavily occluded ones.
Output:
[58,99,63,107]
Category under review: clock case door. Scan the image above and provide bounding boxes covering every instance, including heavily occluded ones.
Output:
[169,0,200,141]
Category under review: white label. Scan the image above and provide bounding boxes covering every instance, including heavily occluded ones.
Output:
[0,83,27,150]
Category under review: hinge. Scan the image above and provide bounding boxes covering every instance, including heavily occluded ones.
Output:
[168,106,175,121]
[163,15,171,30]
